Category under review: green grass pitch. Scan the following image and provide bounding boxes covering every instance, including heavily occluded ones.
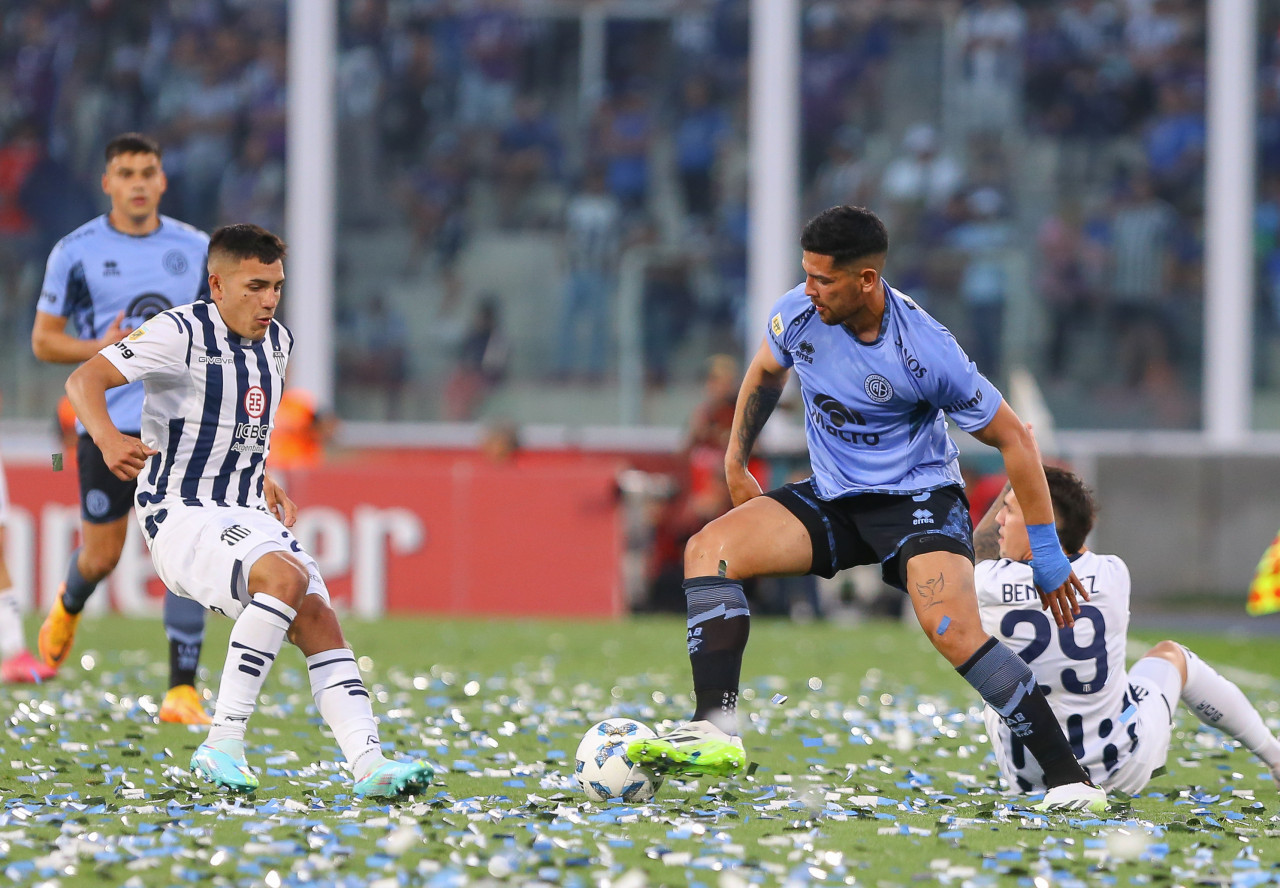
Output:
[2,613,1278,886]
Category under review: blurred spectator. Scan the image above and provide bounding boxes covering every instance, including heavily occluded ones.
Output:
[949,187,1013,379]
[645,354,752,612]
[444,296,510,421]
[880,123,963,238]
[495,94,562,229]
[673,76,730,222]
[1143,83,1204,209]
[807,126,872,217]
[399,133,468,280]
[955,0,1025,132]
[457,0,522,128]
[556,167,622,383]
[1037,202,1099,381]
[1107,169,1179,389]
[268,389,337,472]
[800,3,861,179]
[338,294,410,419]
[595,84,653,215]
[638,228,696,389]
[378,25,442,174]
[217,130,284,231]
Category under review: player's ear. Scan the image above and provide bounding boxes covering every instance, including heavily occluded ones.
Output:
[157,167,168,195]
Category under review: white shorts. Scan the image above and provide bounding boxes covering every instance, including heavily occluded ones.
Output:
[1102,655,1182,794]
[145,504,328,620]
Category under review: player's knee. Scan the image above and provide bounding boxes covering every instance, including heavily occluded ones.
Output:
[684,525,730,575]
[928,619,990,668]
[251,554,310,610]
[1142,639,1186,674]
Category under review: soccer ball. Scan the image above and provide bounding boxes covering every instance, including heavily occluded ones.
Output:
[574,718,663,803]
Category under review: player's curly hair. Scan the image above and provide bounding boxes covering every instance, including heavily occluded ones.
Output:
[209,223,287,266]
[1044,465,1097,553]
[800,206,889,268]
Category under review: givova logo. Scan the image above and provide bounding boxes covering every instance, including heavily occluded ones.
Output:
[808,393,880,445]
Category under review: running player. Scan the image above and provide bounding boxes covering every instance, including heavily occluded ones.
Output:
[32,133,211,723]
[627,206,1105,812]
[64,223,433,797]
[974,466,1280,793]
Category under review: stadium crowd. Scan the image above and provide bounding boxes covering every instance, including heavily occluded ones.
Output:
[0,0,1272,428]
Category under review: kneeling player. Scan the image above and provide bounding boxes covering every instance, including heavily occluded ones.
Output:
[64,223,433,797]
[974,466,1280,793]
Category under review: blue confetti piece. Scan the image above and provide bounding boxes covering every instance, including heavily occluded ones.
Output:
[937,616,951,635]
[1120,705,1137,723]
[801,736,823,747]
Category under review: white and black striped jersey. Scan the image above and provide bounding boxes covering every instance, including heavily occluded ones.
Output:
[98,300,292,535]
[975,551,1140,789]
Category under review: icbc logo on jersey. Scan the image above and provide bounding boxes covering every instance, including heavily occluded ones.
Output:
[245,386,266,418]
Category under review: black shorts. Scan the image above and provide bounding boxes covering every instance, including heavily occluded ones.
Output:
[765,480,974,591]
[77,433,139,524]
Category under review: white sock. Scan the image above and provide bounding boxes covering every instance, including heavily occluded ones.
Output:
[0,588,26,659]
[306,649,387,781]
[1180,645,1280,771]
[206,594,296,744]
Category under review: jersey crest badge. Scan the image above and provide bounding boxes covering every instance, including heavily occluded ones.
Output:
[770,313,783,337]
[126,325,149,342]
[163,250,189,275]
[864,374,893,402]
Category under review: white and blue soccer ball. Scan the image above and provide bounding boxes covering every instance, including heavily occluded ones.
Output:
[574,718,663,803]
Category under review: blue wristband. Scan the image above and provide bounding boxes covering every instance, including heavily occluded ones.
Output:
[1026,522,1071,592]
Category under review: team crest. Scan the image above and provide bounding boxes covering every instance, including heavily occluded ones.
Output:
[245,386,266,419]
[126,324,149,342]
[770,313,784,337]
[163,250,188,275]
[272,350,286,376]
[864,374,893,403]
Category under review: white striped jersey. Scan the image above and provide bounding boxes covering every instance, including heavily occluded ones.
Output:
[98,300,293,536]
[975,551,1139,789]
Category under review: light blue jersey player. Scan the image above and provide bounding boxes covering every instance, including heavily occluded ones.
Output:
[629,206,1107,814]
[765,279,999,499]
[33,133,213,725]
[38,214,208,433]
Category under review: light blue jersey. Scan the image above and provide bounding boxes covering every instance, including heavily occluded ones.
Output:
[39,215,210,432]
[766,280,1001,499]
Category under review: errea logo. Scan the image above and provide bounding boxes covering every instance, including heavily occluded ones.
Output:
[912,509,933,525]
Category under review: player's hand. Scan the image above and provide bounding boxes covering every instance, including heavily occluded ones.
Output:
[725,460,763,507]
[99,311,128,347]
[1038,570,1089,629]
[263,472,297,527]
[100,433,158,481]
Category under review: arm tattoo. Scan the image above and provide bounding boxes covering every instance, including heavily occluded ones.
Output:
[735,383,782,459]
[971,481,1010,562]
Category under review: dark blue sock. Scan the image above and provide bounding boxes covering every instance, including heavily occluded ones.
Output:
[60,549,98,615]
[164,591,206,689]
[958,636,1090,787]
[684,577,751,725]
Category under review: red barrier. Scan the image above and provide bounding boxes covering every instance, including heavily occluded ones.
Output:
[3,450,626,617]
